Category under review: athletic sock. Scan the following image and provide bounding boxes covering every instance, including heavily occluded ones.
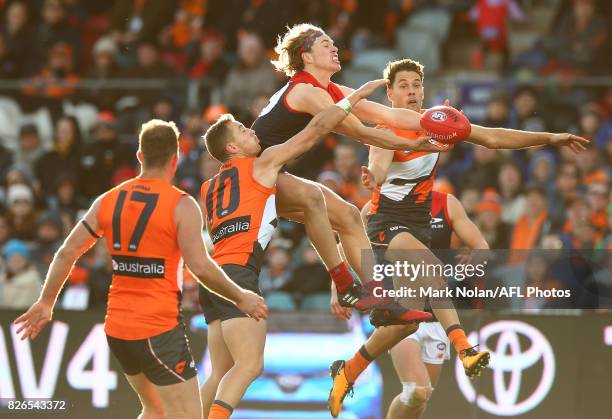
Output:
[208,400,233,419]
[344,345,374,383]
[329,262,354,293]
[446,324,472,355]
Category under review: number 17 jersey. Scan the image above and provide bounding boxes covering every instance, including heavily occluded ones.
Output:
[201,157,277,272]
[97,178,187,340]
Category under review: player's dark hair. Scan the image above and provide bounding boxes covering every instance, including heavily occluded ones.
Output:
[138,119,179,169]
[383,59,424,87]
[204,114,235,162]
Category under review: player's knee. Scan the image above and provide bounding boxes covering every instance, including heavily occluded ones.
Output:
[239,358,264,381]
[397,323,419,338]
[302,184,326,211]
[333,202,362,232]
[399,382,433,408]
[141,402,164,419]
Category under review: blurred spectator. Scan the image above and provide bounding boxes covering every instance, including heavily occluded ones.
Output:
[0,143,14,184]
[575,145,608,185]
[223,31,278,122]
[189,31,228,81]
[1,0,34,76]
[579,105,603,142]
[509,185,551,262]
[463,145,499,190]
[32,0,80,72]
[0,212,12,248]
[283,245,329,302]
[0,239,41,309]
[111,0,176,48]
[13,124,45,178]
[522,251,563,310]
[549,161,581,229]
[47,173,81,217]
[85,242,112,309]
[586,182,609,234]
[476,189,512,249]
[151,96,176,121]
[35,115,82,200]
[6,184,37,241]
[117,41,175,134]
[509,86,547,132]
[528,150,556,194]
[460,184,481,219]
[259,246,291,294]
[83,36,121,111]
[162,0,204,52]
[21,42,79,120]
[78,112,134,201]
[483,92,510,127]
[497,161,525,223]
[539,0,609,76]
[597,203,612,249]
[31,211,63,275]
[175,109,208,195]
[470,0,525,69]
[327,143,369,207]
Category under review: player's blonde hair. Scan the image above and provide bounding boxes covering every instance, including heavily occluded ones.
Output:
[271,23,326,77]
[138,119,180,169]
[204,114,235,162]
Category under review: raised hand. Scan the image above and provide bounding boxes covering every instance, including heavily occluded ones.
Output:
[411,136,453,152]
[355,79,387,99]
[330,289,352,321]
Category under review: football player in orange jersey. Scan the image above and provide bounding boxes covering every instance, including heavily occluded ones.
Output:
[328,57,590,417]
[15,119,268,419]
[199,79,432,419]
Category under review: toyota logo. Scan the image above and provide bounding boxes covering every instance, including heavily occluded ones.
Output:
[455,321,555,416]
[430,111,447,122]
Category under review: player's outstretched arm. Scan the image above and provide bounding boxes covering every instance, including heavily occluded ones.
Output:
[14,198,103,340]
[468,125,589,153]
[337,84,422,130]
[254,79,387,186]
[289,83,446,153]
[175,196,268,320]
[447,193,489,250]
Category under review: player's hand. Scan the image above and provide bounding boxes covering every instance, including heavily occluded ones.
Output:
[549,133,589,153]
[330,290,352,320]
[14,301,53,340]
[409,136,453,153]
[237,290,269,321]
[355,79,387,99]
[361,166,377,191]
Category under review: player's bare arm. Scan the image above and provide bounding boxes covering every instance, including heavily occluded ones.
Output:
[468,125,589,152]
[14,197,103,340]
[362,144,395,191]
[175,195,268,320]
[288,83,445,152]
[446,193,489,250]
[337,83,422,129]
[254,79,387,187]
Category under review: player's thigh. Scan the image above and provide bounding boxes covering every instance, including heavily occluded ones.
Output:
[387,231,441,265]
[276,172,325,216]
[221,317,266,368]
[360,200,372,225]
[155,376,201,418]
[124,373,164,415]
[424,363,444,387]
[207,320,234,378]
[389,339,430,386]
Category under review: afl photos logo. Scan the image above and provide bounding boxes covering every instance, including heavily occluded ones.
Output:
[455,321,555,416]
[430,111,447,122]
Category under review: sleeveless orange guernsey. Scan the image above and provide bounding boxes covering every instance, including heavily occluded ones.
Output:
[201,157,277,272]
[98,178,186,340]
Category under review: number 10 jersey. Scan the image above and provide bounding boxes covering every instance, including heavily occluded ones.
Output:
[201,157,277,272]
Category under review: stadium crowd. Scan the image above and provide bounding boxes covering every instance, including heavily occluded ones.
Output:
[0,0,610,311]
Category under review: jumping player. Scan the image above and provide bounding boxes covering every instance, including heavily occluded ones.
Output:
[14,120,268,419]
[327,56,589,417]
[198,79,426,419]
[365,191,488,419]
